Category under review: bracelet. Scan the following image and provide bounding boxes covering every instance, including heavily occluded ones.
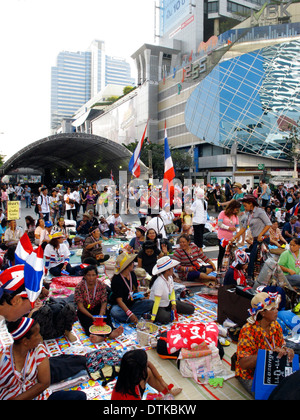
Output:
[126,309,133,317]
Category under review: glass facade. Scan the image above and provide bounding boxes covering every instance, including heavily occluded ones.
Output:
[185,38,300,161]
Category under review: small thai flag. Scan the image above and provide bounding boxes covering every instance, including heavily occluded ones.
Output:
[220,238,229,248]
[15,233,33,265]
[24,246,44,308]
[128,120,148,178]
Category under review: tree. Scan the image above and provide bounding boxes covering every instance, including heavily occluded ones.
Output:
[123,86,135,95]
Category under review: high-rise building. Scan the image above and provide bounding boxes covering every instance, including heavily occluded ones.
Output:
[51,40,134,129]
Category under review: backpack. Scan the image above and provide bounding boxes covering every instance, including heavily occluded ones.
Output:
[85,348,123,386]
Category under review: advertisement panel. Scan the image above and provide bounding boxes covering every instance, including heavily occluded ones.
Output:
[160,0,190,36]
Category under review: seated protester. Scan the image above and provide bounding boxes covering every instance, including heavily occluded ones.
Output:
[106,213,128,236]
[149,257,194,324]
[4,220,23,247]
[51,217,70,247]
[282,216,298,243]
[223,250,249,286]
[128,226,147,253]
[278,238,300,289]
[235,292,294,396]
[74,265,123,344]
[264,205,275,221]
[98,215,112,238]
[269,220,287,248]
[111,349,182,400]
[110,253,153,324]
[81,226,109,264]
[44,232,83,277]
[87,209,99,227]
[39,220,53,248]
[137,240,167,276]
[146,215,167,239]
[159,203,179,235]
[34,218,46,246]
[275,207,288,228]
[1,318,86,400]
[76,212,92,237]
[172,234,216,283]
[25,216,36,243]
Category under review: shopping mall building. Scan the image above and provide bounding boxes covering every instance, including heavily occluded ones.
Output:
[73,1,300,188]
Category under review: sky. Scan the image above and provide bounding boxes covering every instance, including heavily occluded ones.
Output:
[0,0,156,161]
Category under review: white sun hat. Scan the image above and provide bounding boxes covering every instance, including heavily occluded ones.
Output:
[152,256,180,276]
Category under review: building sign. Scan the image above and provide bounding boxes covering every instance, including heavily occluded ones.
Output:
[250,1,291,26]
[182,58,207,82]
[160,0,190,36]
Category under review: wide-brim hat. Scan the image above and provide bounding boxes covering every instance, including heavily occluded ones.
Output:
[83,212,92,219]
[115,253,137,275]
[247,292,281,324]
[49,231,65,239]
[232,182,243,189]
[152,256,180,275]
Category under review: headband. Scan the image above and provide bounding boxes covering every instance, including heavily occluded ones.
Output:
[11,317,35,340]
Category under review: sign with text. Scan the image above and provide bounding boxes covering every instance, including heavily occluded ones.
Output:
[160,0,190,35]
[7,201,20,220]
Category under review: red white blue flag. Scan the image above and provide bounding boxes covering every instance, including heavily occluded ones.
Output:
[15,232,33,265]
[24,246,44,308]
[163,121,175,183]
[128,120,148,178]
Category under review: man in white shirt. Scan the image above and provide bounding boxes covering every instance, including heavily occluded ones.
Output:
[37,186,51,222]
[106,213,128,236]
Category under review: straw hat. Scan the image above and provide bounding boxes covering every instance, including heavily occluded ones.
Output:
[152,256,180,275]
[247,292,281,324]
[115,253,137,275]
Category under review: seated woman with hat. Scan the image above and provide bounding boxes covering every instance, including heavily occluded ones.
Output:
[235,292,294,396]
[149,256,194,324]
[223,249,249,286]
[110,253,153,324]
[44,232,83,277]
[76,212,92,238]
[81,226,110,265]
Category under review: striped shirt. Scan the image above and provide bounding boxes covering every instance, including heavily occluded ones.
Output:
[172,243,211,281]
[44,243,70,270]
[0,344,50,400]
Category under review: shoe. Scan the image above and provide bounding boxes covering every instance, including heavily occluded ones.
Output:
[219,337,230,346]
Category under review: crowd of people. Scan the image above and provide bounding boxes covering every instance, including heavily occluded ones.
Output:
[0,178,299,400]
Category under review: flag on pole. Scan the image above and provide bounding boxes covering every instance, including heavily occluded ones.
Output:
[163,121,175,183]
[110,169,114,181]
[163,121,175,205]
[24,246,44,308]
[128,120,148,178]
[15,232,33,265]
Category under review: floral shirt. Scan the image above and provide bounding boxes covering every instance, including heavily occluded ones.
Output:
[236,320,285,380]
[75,279,107,310]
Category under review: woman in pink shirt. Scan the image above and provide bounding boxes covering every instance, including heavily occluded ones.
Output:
[217,200,241,269]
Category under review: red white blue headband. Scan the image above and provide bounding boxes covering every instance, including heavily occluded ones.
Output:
[11,317,35,340]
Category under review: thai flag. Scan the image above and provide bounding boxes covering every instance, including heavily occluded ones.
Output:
[110,170,114,181]
[289,202,300,216]
[163,121,175,183]
[163,122,175,204]
[220,238,229,248]
[24,246,44,308]
[128,120,148,178]
[15,232,33,265]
